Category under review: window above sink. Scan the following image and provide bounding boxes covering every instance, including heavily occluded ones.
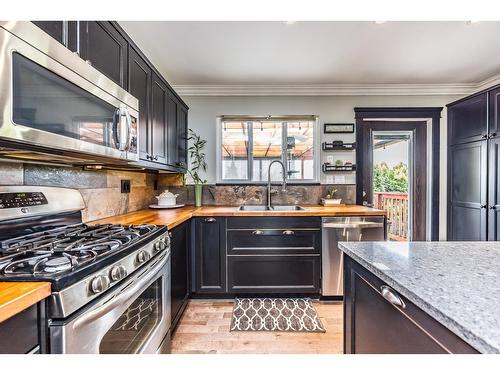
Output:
[216,115,320,184]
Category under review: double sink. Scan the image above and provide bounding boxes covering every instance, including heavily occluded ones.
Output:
[238,205,306,212]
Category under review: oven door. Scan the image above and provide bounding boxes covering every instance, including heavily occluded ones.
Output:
[49,252,171,354]
[0,22,139,163]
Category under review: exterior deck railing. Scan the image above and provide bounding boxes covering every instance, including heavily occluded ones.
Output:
[373,191,409,241]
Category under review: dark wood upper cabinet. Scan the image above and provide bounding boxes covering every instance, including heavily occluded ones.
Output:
[448,92,488,146]
[33,20,189,172]
[128,47,152,162]
[193,217,226,294]
[32,21,65,44]
[151,73,169,165]
[489,87,500,138]
[448,141,488,240]
[78,21,128,89]
[176,104,189,169]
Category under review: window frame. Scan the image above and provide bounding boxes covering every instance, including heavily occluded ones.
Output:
[216,115,320,184]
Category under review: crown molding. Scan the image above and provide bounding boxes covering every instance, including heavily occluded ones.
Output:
[172,75,500,97]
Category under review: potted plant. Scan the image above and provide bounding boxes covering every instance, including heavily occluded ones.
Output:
[187,129,207,207]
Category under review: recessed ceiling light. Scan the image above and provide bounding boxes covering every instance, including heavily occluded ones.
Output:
[466,20,480,25]
[374,21,387,24]
[284,21,296,25]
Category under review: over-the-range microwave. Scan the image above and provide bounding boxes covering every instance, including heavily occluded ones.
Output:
[0,21,139,166]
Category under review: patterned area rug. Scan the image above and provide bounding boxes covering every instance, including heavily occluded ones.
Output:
[230,298,326,332]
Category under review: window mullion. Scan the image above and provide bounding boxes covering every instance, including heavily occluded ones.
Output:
[247,122,253,182]
[282,122,288,182]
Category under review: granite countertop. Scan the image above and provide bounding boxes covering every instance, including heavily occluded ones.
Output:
[339,241,500,353]
[90,204,385,229]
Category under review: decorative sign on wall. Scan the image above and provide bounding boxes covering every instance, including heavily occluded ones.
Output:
[323,123,355,134]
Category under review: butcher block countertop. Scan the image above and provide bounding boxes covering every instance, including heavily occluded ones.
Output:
[0,282,51,323]
[90,205,385,229]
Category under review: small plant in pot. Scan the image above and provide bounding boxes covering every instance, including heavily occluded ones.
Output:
[187,129,207,207]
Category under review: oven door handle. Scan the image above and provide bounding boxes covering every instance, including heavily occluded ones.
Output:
[72,251,169,330]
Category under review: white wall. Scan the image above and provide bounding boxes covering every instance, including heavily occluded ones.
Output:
[182,94,462,239]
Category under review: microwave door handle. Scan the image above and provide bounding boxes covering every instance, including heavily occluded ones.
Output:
[124,107,132,150]
[112,106,130,151]
[72,251,169,330]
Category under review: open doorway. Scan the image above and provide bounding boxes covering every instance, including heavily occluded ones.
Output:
[372,132,412,241]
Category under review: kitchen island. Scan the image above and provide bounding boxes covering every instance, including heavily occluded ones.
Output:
[339,241,500,354]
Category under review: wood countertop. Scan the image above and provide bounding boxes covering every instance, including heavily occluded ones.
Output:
[0,282,51,323]
[90,205,385,229]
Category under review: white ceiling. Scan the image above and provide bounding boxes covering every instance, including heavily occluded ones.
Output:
[119,21,500,87]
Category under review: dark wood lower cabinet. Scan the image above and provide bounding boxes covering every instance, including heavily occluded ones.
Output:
[0,303,46,354]
[170,221,189,331]
[343,256,478,354]
[192,217,227,294]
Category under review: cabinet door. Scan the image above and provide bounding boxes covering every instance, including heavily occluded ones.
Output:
[489,137,500,240]
[489,86,500,138]
[194,217,226,294]
[166,94,178,167]
[448,93,488,146]
[176,104,188,170]
[128,48,152,161]
[151,73,169,165]
[79,21,128,88]
[170,221,189,330]
[32,21,65,44]
[448,141,487,240]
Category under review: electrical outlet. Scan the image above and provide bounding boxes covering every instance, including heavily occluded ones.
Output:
[326,175,334,184]
[121,180,131,194]
[326,155,334,164]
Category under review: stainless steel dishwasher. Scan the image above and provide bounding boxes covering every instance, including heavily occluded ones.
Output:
[322,216,385,297]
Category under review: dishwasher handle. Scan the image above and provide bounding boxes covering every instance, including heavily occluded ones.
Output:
[322,222,384,229]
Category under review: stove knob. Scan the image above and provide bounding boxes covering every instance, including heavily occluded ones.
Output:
[90,275,110,294]
[154,239,167,252]
[110,265,127,281]
[136,250,150,264]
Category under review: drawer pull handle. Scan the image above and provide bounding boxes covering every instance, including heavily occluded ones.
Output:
[204,217,216,223]
[380,285,405,308]
[252,230,264,235]
[282,230,295,235]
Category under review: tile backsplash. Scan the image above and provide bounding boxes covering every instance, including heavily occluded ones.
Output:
[0,161,158,222]
[0,162,356,222]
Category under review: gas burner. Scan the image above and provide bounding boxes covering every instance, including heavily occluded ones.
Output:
[40,257,72,273]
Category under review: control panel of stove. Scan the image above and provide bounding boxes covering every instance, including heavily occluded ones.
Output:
[87,233,170,295]
[0,192,48,209]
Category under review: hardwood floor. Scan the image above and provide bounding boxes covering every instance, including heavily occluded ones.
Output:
[171,299,343,354]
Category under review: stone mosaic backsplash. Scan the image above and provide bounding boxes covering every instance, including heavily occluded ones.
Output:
[157,181,356,206]
[0,161,158,222]
[0,161,356,222]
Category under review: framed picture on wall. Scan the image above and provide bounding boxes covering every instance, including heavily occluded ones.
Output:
[324,123,355,133]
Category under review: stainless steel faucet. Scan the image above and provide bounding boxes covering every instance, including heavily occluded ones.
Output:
[267,160,287,210]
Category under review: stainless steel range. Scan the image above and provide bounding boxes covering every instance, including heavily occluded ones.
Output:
[0,186,171,354]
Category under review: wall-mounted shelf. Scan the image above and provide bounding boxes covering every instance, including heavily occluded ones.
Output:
[322,163,356,173]
[322,142,356,151]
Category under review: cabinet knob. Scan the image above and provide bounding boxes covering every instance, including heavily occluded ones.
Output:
[85,59,92,66]
[252,230,264,235]
[481,205,487,209]
[154,155,159,161]
[491,133,498,138]
[204,217,216,223]
[380,285,405,308]
[282,230,295,235]
[482,134,488,139]
[490,205,496,210]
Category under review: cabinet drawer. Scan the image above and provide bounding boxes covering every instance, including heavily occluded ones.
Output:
[227,255,320,294]
[227,216,320,229]
[0,304,39,354]
[227,229,320,255]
